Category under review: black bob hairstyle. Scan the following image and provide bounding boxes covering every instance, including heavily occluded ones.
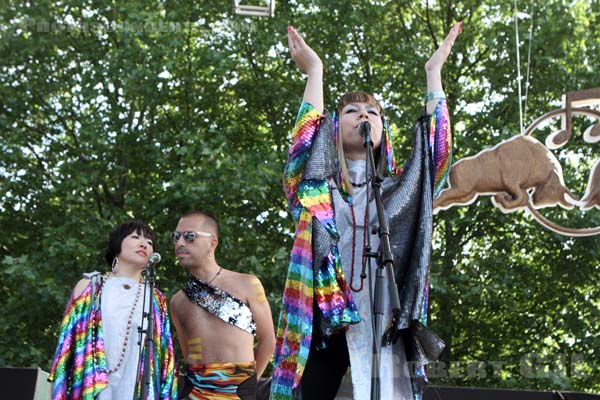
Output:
[104,220,156,267]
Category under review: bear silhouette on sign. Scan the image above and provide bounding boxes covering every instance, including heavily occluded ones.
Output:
[433,135,577,213]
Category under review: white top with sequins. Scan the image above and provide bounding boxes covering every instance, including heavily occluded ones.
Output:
[332,159,413,400]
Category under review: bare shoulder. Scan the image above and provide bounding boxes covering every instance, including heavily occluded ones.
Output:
[222,270,263,301]
[231,271,262,289]
[239,273,267,305]
[170,290,186,309]
[72,278,91,299]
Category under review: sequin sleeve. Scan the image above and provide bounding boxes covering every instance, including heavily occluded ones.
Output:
[283,101,324,223]
[48,283,108,400]
[146,289,178,400]
[428,98,453,196]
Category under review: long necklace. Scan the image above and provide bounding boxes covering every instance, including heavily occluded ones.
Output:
[349,202,369,292]
[106,276,144,374]
[350,180,368,188]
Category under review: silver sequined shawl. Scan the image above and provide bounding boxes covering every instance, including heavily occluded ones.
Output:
[184,276,257,336]
[306,112,445,378]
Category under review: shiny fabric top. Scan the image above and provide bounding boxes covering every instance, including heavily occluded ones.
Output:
[48,273,179,400]
[271,100,452,400]
[48,279,108,400]
[132,283,178,400]
[183,275,257,336]
[429,101,452,196]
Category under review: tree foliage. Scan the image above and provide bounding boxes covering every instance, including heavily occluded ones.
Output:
[0,0,598,392]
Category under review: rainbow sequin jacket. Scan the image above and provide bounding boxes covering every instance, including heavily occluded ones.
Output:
[48,274,178,400]
[271,100,452,399]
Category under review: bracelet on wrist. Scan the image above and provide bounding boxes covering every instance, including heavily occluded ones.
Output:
[424,91,446,102]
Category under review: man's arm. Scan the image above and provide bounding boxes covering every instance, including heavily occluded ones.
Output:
[170,292,189,360]
[247,276,275,379]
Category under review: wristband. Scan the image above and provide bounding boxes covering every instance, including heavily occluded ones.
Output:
[425,90,446,102]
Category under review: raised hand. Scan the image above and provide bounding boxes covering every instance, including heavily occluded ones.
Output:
[425,21,462,73]
[287,25,324,112]
[288,25,323,76]
[425,22,461,113]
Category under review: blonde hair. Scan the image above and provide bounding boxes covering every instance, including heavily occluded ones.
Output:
[335,91,385,195]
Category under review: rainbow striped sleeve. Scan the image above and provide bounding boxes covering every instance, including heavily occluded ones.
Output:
[155,289,178,399]
[271,208,314,399]
[135,289,178,399]
[49,283,108,400]
[283,102,324,223]
[272,102,323,399]
[428,99,453,196]
[273,101,360,399]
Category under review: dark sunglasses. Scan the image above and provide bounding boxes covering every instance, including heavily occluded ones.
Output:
[171,231,212,244]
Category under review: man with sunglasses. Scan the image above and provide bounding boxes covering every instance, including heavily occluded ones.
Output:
[170,210,275,400]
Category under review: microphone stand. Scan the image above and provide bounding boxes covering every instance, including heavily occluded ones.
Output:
[135,264,155,400]
[361,122,402,400]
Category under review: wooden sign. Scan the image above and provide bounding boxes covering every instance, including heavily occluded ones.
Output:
[434,88,600,237]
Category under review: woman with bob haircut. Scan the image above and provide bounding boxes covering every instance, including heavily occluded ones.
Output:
[271,23,462,400]
[48,220,178,400]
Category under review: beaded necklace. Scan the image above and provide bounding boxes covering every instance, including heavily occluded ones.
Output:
[350,180,368,188]
[101,274,145,375]
[348,199,369,292]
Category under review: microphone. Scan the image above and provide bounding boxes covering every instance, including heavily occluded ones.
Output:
[359,121,371,137]
[359,121,372,147]
[146,252,161,268]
